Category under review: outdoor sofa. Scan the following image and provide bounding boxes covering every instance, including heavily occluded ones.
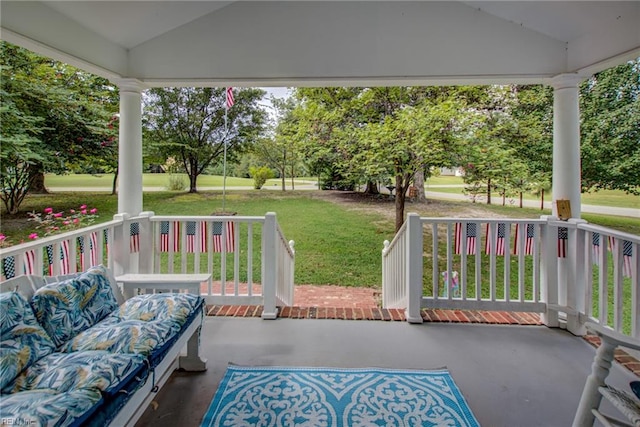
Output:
[0,265,206,426]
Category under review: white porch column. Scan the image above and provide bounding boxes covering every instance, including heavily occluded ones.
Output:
[116,79,145,215]
[551,74,583,219]
[550,74,584,333]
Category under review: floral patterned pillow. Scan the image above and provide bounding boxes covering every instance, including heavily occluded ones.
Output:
[0,292,56,390]
[30,266,119,348]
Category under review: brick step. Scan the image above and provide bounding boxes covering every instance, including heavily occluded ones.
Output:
[205,305,542,324]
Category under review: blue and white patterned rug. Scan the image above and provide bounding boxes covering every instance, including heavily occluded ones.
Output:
[201,366,480,427]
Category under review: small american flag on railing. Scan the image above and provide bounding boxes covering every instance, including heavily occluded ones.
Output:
[24,250,36,275]
[130,223,140,253]
[45,243,71,275]
[160,221,180,252]
[623,240,633,278]
[186,221,208,253]
[455,222,477,255]
[77,233,99,270]
[514,224,535,256]
[485,223,507,255]
[557,227,568,258]
[212,221,235,252]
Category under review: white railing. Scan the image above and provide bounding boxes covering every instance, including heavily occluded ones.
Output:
[382,220,408,309]
[0,220,121,280]
[576,222,639,338]
[382,213,640,336]
[0,211,295,319]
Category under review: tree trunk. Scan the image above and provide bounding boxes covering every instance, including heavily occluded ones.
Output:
[502,192,506,206]
[188,171,197,193]
[413,169,426,202]
[519,192,523,208]
[540,189,545,210]
[486,178,492,205]
[394,175,406,232]
[111,167,118,195]
[28,164,48,194]
[281,169,286,191]
[364,181,379,194]
[290,164,295,191]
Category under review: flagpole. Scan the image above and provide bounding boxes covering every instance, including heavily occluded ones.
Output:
[223,102,228,212]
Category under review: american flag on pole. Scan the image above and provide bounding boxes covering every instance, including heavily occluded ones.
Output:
[130,223,140,253]
[212,221,235,253]
[455,222,477,255]
[226,87,234,109]
[186,221,208,253]
[485,223,507,256]
[514,224,535,256]
[160,221,180,252]
[557,227,568,258]
[623,240,633,278]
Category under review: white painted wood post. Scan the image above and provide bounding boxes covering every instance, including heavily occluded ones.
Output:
[262,212,278,319]
[138,211,154,274]
[115,79,145,216]
[567,218,588,336]
[406,213,424,324]
[111,213,130,277]
[540,216,559,327]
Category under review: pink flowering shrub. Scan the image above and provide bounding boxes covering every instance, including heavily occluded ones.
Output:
[28,204,99,237]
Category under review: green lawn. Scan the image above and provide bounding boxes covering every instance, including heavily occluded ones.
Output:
[425,176,639,209]
[45,173,319,189]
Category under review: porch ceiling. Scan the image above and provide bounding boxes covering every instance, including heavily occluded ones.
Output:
[1,1,639,87]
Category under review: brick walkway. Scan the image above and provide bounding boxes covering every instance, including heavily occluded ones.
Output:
[205,284,541,325]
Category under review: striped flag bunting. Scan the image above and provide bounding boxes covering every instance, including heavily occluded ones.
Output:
[77,233,99,270]
[23,250,36,275]
[623,240,633,278]
[130,223,140,253]
[557,227,568,258]
[485,223,507,256]
[2,256,16,279]
[89,232,99,266]
[226,87,234,109]
[212,221,235,253]
[454,222,477,255]
[186,221,208,253]
[514,224,535,256]
[160,221,180,252]
[592,232,602,263]
[45,243,71,275]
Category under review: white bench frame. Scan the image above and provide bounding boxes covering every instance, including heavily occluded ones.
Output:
[1,271,207,427]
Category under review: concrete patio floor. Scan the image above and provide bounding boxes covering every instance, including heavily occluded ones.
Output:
[136,317,638,427]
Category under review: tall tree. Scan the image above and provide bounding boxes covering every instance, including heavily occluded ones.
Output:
[580,58,640,194]
[143,87,266,193]
[1,42,118,210]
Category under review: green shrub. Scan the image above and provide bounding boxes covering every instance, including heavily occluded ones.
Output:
[249,166,275,189]
[166,174,187,191]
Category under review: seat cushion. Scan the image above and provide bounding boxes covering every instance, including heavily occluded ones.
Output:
[59,317,175,357]
[113,293,203,331]
[30,266,119,348]
[0,292,56,390]
[3,350,146,396]
[0,388,103,427]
